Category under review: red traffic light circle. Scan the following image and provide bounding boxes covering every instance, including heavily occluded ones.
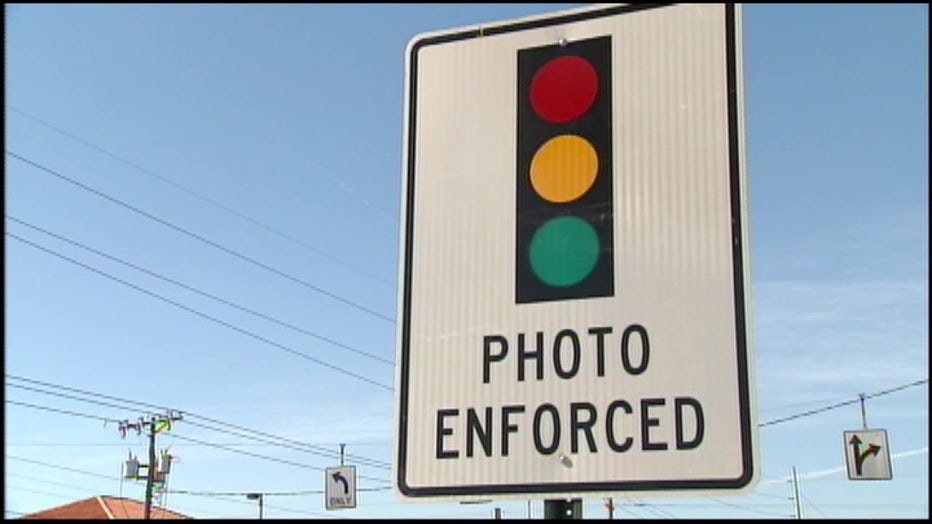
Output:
[530,55,599,124]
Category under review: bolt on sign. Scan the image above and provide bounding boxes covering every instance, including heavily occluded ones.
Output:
[395,3,758,502]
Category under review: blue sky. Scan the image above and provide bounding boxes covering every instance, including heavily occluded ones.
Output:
[4,3,927,520]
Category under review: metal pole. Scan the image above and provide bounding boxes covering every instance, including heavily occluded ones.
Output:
[859,393,868,429]
[144,418,156,520]
[792,466,802,519]
[247,493,263,519]
[544,499,582,519]
[340,443,346,466]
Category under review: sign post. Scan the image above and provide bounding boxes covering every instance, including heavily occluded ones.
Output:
[544,498,582,519]
[396,3,757,502]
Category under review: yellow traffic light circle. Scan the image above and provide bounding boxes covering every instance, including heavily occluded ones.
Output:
[530,134,598,203]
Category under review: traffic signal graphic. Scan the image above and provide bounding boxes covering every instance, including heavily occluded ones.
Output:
[516,36,613,304]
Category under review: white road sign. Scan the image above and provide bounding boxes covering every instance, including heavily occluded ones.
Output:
[843,429,893,481]
[325,466,357,510]
[395,3,758,501]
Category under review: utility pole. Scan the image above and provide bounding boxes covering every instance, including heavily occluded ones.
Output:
[791,466,802,519]
[144,419,156,520]
[117,410,183,519]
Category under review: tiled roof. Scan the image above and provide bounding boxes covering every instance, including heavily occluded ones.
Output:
[20,496,191,519]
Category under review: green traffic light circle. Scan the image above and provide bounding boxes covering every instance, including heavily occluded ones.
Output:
[529,216,600,288]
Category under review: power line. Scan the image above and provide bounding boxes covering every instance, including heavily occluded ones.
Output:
[5,149,395,323]
[760,394,866,414]
[616,502,651,519]
[6,374,392,469]
[800,492,830,519]
[9,377,385,469]
[167,414,393,469]
[6,397,389,485]
[8,395,928,518]
[5,233,392,391]
[13,216,921,410]
[4,377,392,470]
[5,486,89,500]
[6,455,119,481]
[165,432,387,483]
[167,486,392,497]
[3,459,334,519]
[6,215,393,366]
[5,105,395,288]
[20,195,918,405]
[6,399,119,425]
[758,378,928,427]
[4,441,391,448]
[630,499,677,519]
[6,474,142,505]
[8,372,926,477]
[754,491,794,500]
[160,491,326,519]
[8,485,194,520]
[6,374,391,469]
[7,446,350,518]
[179,493,336,519]
[702,497,793,519]
[7,375,927,517]
[7,383,159,419]
[180,418,392,470]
